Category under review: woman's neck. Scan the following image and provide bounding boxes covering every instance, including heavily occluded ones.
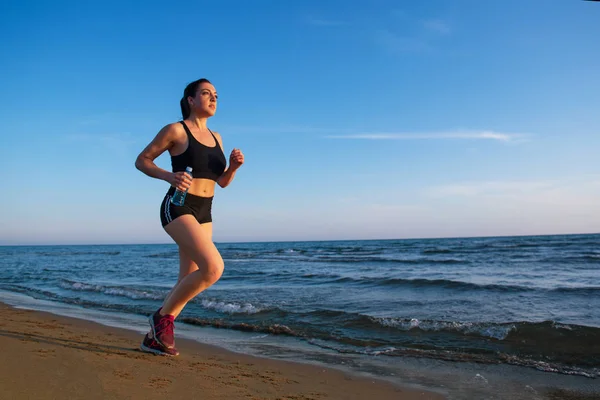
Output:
[187,115,208,130]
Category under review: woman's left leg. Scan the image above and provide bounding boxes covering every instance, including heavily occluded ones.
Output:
[160,222,213,308]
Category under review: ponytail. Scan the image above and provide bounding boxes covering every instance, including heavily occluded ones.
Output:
[180,96,191,119]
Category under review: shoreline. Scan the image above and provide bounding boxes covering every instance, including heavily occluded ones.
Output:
[1,294,599,399]
[0,302,445,399]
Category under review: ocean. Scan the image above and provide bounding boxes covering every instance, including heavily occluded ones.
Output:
[1,233,599,398]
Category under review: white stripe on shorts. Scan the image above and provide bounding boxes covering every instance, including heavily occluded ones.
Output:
[164,195,173,224]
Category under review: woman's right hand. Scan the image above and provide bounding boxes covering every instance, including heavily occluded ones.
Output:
[169,171,193,192]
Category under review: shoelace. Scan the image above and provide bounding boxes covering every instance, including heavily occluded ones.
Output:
[155,315,174,337]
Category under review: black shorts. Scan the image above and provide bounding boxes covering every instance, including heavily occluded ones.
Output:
[160,187,213,228]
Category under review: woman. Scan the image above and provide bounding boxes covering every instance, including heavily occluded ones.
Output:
[135,78,244,356]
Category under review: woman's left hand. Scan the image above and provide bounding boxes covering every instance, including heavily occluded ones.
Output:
[229,148,244,170]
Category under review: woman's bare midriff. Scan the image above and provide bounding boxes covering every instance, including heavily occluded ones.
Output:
[187,178,218,197]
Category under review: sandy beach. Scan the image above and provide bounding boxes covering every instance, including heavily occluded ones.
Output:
[0,302,444,400]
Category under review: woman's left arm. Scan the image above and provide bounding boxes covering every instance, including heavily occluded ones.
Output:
[215,132,244,188]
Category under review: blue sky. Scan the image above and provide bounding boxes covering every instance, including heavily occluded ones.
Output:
[1,0,599,245]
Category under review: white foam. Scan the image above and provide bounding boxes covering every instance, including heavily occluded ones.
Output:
[376,317,516,340]
[200,298,262,314]
[59,281,163,300]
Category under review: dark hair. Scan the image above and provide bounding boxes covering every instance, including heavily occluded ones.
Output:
[180,78,212,119]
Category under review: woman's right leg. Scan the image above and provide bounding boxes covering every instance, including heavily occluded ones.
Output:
[162,218,214,306]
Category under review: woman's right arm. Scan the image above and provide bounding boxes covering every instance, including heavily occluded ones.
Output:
[136,124,193,192]
[135,124,176,182]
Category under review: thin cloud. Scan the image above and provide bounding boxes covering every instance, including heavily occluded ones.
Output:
[377,12,452,55]
[77,113,122,126]
[425,180,556,198]
[325,131,528,142]
[217,124,342,135]
[66,132,137,145]
[220,127,529,143]
[305,16,346,27]
[424,178,600,214]
[427,175,600,198]
[391,9,409,20]
[64,133,138,157]
[422,19,451,35]
[375,30,433,54]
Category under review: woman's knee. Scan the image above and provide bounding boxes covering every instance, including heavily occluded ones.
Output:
[204,258,224,285]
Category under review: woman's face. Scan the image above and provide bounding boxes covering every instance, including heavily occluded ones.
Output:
[190,82,218,117]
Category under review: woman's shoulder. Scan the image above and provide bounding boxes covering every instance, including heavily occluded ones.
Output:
[157,121,187,139]
[163,121,186,131]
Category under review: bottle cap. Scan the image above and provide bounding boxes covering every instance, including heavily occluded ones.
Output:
[185,166,193,172]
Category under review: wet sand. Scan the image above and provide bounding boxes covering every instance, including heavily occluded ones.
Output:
[0,303,445,399]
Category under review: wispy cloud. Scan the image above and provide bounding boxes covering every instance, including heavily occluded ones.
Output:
[422,19,451,35]
[305,16,346,27]
[416,177,600,237]
[375,30,433,54]
[66,132,137,144]
[64,133,138,157]
[425,176,600,202]
[425,180,555,198]
[376,11,452,55]
[325,130,528,142]
[218,124,342,135]
[220,126,529,143]
[77,113,122,126]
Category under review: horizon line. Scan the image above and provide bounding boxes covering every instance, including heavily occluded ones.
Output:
[1,231,597,247]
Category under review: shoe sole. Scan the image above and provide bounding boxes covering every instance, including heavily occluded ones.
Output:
[140,342,178,356]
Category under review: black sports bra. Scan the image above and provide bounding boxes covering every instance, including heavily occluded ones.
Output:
[171,121,226,181]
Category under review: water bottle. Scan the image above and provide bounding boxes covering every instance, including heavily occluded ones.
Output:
[170,166,193,206]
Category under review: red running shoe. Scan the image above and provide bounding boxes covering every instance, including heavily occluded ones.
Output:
[140,332,179,356]
[148,308,176,349]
